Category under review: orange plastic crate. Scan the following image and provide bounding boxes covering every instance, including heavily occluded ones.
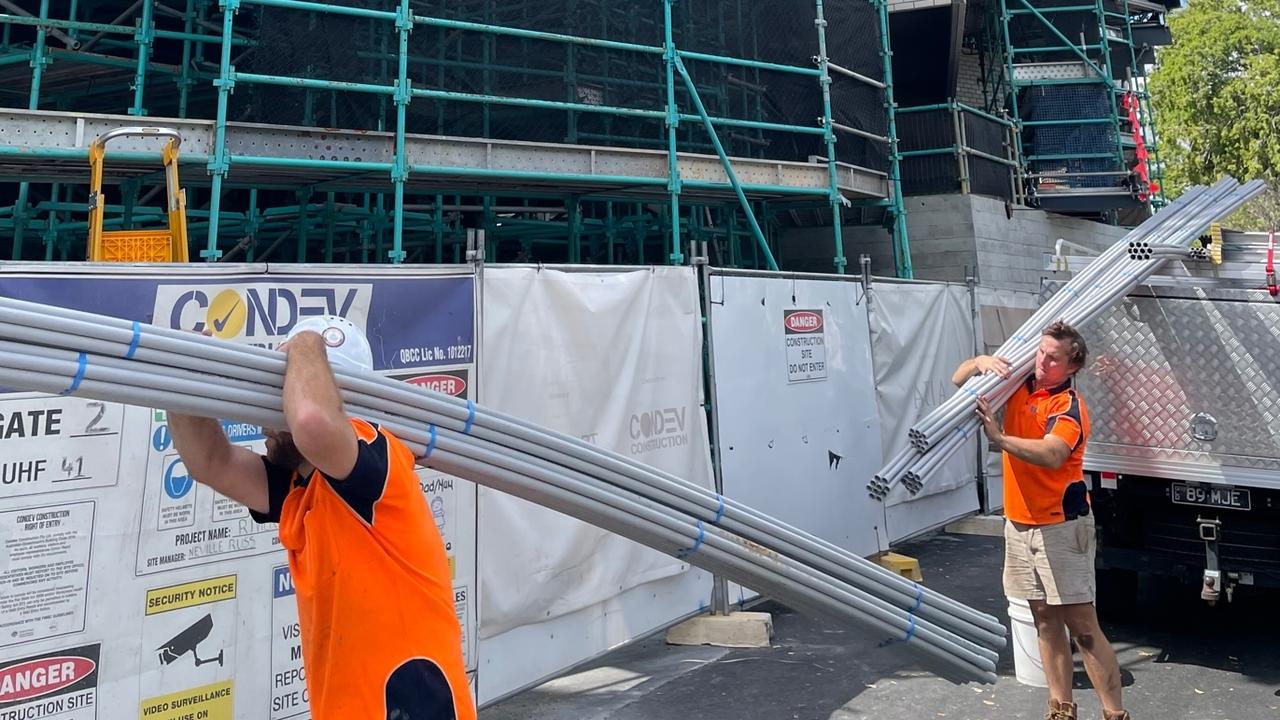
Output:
[98,230,176,263]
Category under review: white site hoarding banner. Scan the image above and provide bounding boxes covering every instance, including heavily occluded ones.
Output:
[866,281,980,542]
[476,266,714,704]
[707,272,887,565]
[0,264,478,720]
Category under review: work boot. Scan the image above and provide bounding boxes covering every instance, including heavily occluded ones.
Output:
[1045,698,1078,720]
[1103,711,1131,720]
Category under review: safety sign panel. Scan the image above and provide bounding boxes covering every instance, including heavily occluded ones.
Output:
[139,576,237,720]
[0,501,94,649]
[0,395,123,500]
[0,643,100,720]
[784,309,828,383]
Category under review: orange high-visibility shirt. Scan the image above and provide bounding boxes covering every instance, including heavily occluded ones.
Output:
[1002,378,1091,526]
[253,418,474,720]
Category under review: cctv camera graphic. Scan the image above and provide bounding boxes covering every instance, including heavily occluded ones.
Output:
[157,614,224,668]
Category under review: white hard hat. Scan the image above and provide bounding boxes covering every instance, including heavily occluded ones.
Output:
[285,315,374,372]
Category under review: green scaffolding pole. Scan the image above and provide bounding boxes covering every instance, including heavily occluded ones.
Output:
[389,0,411,264]
[814,0,847,275]
[674,56,777,271]
[178,0,195,117]
[204,0,237,260]
[1118,0,1167,207]
[1092,0,1126,175]
[662,0,683,265]
[130,0,155,115]
[998,0,1026,189]
[877,0,910,278]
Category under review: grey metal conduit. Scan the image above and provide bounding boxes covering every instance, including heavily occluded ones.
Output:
[0,361,1001,683]
[912,179,1249,444]
[0,298,1010,642]
[0,308,1009,682]
[872,178,1264,498]
[910,182,1257,453]
[0,321,1008,650]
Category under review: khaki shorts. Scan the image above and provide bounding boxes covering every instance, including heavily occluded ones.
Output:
[1003,514,1096,605]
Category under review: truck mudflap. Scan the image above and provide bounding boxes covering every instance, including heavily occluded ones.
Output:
[1089,471,1280,606]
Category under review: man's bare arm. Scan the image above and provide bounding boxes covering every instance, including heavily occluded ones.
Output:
[994,433,1072,469]
[952,355,1012,387]
[167,413,270,512]
[974,398,1072,468]
[282,331,359,480]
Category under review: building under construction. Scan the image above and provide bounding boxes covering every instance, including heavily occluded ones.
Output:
[0,0,1175,277]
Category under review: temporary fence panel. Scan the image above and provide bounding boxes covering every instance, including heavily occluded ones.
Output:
[867,281,980,542]
[707,270,886,582]
[475,265,714,704]
[0,262,478,719]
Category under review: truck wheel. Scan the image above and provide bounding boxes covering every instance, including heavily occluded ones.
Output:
[1096,568,1138,620]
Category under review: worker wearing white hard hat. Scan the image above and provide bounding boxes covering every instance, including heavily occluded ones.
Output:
[284,315,374,372]
[164,314,475,720]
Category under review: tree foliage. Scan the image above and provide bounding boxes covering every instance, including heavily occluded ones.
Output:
[1149,0,1280,229]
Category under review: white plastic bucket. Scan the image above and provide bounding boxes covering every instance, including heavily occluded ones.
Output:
[1007,597,1047,687]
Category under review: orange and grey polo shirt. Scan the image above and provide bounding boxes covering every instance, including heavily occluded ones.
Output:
[1002,378,1091,526]
[251,418,475,720]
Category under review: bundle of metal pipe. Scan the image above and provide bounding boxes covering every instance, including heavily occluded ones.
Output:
[869,177,1266,502]
[0,296,1007,684]
[1126,240,1201,261]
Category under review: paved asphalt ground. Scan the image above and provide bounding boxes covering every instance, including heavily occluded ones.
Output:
[481,530,1279,720]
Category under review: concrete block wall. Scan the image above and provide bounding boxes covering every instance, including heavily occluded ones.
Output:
[930,194,1127,292]
[955,52,987,110]
[775,195,1127,288]
[898,194,978,284]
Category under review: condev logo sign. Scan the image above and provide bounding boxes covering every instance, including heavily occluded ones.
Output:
[783,310,823,334]
[0,644,99,710]
[154,282,373,345]
[629,407,689,455]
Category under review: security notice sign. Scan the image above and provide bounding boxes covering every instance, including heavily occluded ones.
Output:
[0,395,123,500]
[784,309,827,383]
[0,643,100,720]
[139,576,237,720]
[0,501,94,649]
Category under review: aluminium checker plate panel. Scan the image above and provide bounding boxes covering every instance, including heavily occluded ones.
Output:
[1051,280,1280,488]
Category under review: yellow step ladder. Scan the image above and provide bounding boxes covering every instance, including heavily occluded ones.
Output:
[86,127,189,263]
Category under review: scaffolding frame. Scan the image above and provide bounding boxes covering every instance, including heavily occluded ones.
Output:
[0,0,912,276]
[979,0,1168,219]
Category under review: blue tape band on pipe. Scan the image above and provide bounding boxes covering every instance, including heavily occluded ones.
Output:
[913,586,925,612]
[125,322,142,359]
[713,495,725,523]
[464,400,476,434]
[963,387,977,396]
[678,521,705,558]
[61,353,87,395]
[904,614,918,642]
[426,424,437,458]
